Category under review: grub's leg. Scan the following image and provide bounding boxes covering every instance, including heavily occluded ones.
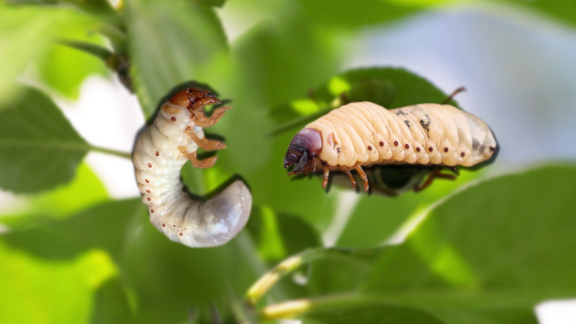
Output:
[436,173,457,180]
[184,151,218,169]
[287,170,303,177]
[322,166,330,189]
[195,106,233,128]
[413,168,456,192]
[442,87,466,104]
[189,132,226,151]
[339,166,357,190]
[354,164,369,192]
[413,169,439,192]
[191,97,220,110]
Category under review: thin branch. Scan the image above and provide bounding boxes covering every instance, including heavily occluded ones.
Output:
[258,293,378,321]
[89,145,132,160]
[96,23,127,54]
[0,139,132,160]
[58,40,113,62]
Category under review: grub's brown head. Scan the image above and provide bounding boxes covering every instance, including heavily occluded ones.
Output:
[169,87,221,111]
[284,128,323,173]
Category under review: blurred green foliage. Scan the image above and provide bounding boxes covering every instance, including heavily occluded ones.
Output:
[303,304,444,324]
[1,0,575,323]
[359,166,576,323]
[0,162,108,230]
[0,4,99,104]
[38,31,109,99]
[0,87,89,193]
[127,0,229,117]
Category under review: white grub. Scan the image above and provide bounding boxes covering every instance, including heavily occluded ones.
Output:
[133,95,252,248]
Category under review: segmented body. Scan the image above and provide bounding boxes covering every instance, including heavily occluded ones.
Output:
[307,102,496,168]
[133,89,252,247]
[284,101,497,191]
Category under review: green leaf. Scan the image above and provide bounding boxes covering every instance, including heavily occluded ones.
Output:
[0,244,121,324]
[347,79,395,107]
[306,252,374,297]
[327,67,460,110]
[126,0,229,117]
[303,304,443,324]
[336,169,479,248]
[0,199,143,323]
[26,163,108,218]
[247,205,322,264]
[0,87,90,193]
[181,162,236,198]
[0,163,109,229]
[0,4,97,106]
[90,278,136,324]
[37,32,110,99]
[359,165,576,323]
[1,199,144,262]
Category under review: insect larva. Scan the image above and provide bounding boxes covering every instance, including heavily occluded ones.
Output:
[133,87,252,247]
[284,102,497,191]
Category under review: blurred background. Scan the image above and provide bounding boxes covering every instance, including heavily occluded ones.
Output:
[1,0,575,323]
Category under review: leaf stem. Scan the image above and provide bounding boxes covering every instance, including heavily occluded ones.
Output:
[96,23,128,54]
[258,293,378,321]
[245,248,372,306]
[88,145,132,160]
[58,40,113,62]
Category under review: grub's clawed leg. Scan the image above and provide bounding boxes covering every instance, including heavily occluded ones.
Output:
[191,97,220,110]
[194,106,232,128]
[189,132,226,151]
[339,166,357,190]
[287,170,303,177]
[184,151,218,169]
[322,166,330,189]
[413,168,457,192]
[436,173,457,180]
[178,146,218,169]
[354,164,369,192]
